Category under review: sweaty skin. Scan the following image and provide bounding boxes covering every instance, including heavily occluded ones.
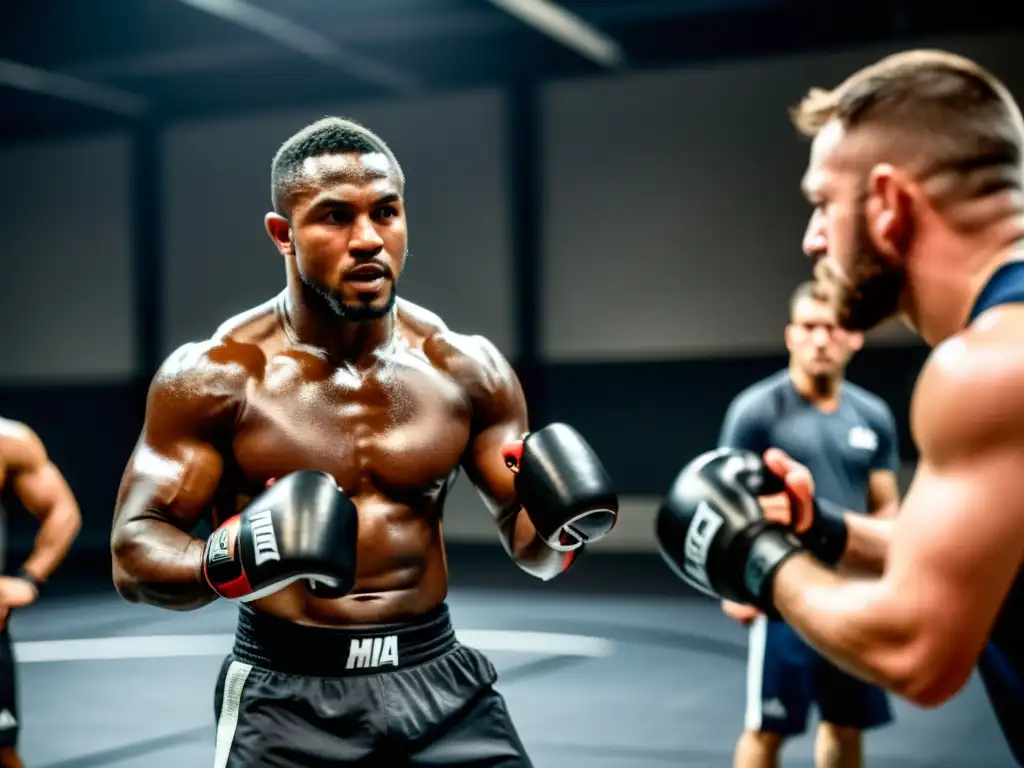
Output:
[0,418,81,768]
[770,302,1024,705]
[0,418,81,595]
[111,295,562,626]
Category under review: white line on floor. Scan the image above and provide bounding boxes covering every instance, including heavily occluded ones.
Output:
[12,629,615,663]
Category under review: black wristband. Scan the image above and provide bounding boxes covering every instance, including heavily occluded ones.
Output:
[745,528,802,616]
[799,498,848,566]
[16,567,41,593]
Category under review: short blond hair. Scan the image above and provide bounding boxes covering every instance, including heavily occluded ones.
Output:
[788,280,827,320]
[791,50,1023,196]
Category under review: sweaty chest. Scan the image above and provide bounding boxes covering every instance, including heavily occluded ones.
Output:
[232,353,471,496]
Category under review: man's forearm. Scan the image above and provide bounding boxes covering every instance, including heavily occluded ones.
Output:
[839,513,894,574]
[111,518,216,610]
[499,507,574,581]
[22,502,80,582]
[772,553,920,694]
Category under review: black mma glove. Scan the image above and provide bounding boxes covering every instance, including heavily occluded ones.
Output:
[655,448,803,613]
[202,470,358,602]
[502,423,618,554]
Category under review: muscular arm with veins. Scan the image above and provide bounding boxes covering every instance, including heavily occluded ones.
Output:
[111,343,240,610]
[770,339,1024,706]
[457,335,570,581]
[0,420,81,583]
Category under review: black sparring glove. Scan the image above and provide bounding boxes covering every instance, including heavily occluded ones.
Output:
[502,423,618,553]
[202,470,358,602]
[655,448,802,612]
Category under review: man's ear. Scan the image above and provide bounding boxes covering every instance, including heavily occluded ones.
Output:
[865,164,913,261]
[784,323,796,354]
[264,212,293,257]
[846,331,865,352]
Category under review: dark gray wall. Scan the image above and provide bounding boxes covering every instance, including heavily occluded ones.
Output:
[540,32,1024,360]
[0,134,136,384]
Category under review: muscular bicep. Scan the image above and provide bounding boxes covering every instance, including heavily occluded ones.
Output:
[884,445,1024,680]
[114,356,236,535]
[0,424,78,521]
[457,341,529,517]
[867,469,900,517]
[13,461,77,521]
[116,438,224,532]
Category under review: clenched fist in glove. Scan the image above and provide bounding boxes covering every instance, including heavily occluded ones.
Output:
[502,423,618,553]
[203,470,358,602]
[654,447,804,613]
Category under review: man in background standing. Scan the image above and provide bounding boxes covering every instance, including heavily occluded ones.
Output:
[717,281,901,768]
[0,416,82,768]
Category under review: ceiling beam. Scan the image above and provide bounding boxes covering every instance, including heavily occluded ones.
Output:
[486,0,625,68]
[0,59,147,117]
[67,3,767,84]
[174,0,418,93]
[71,10,504,80]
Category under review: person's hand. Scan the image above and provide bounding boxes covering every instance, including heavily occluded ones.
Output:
[721,599,762,625]
[0,576,39,610]
[760,448,816,534]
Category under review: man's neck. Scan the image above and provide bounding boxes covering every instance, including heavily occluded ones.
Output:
[908,218,1024,347]
[281,286,395,367]
[789,365,840,411]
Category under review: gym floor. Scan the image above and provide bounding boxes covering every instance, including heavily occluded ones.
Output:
[9,552,1016,768]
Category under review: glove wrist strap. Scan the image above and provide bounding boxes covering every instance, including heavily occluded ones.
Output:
[800,498,848,566]
[745,529,801,616]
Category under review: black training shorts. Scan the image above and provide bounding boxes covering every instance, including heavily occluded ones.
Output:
[213,603,533,767]
[0,626,19,748]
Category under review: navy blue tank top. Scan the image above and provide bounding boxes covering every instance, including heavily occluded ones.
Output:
[966,260,1024,765]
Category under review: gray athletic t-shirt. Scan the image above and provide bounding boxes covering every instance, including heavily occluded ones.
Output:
[718,370,899,514]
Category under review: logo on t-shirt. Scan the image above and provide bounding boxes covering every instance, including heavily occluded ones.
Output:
[848,425,878,452]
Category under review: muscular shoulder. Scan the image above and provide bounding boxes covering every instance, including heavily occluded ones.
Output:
[397,299,517,406]
[0,417,46,470]
[152,340,249,398]
[149,301,278,425]
[912,306,1024,462]
[0,418,38,447]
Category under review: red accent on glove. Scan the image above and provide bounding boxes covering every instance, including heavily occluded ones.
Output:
[202,516,254,600]
[501,441,525,474]
[211,571,254,600]
[561,549,578,573]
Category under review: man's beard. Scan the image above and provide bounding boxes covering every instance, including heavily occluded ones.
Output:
[301,274,398,321]
[817,208,904,333]
[808,366,840,395]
